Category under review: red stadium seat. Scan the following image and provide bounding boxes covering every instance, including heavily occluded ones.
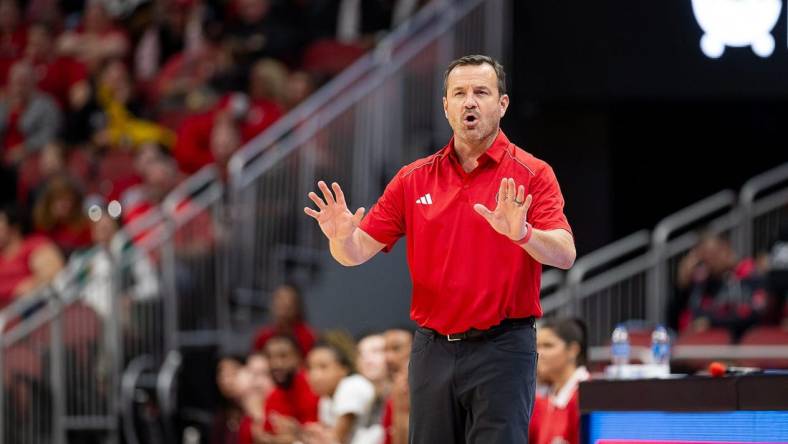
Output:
[3,345,42,385]
[94,150,138,197]
[738,326,788,368]
[673,328,732,370]
[675,328,732,346]
[62,302,102,369]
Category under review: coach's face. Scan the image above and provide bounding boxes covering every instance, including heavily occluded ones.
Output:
[443,63,509,144]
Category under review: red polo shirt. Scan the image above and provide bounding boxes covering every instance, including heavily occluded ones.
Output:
[359,130,571,334]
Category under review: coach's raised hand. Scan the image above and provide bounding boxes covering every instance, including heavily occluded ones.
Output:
[304,181,365,241]
[473,177,532,241]
[304,181,383,266]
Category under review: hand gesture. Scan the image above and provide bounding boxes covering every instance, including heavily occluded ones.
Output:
[473,177,532,241]
[304,181,365,242]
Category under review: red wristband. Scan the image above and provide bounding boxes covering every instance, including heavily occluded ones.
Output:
[514,222,533,245]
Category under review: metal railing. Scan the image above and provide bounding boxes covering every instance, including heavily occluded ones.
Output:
[0,167,228,443]
[542,162,788,347]
[648,190,741,325]
[740,162,788,257]
[559,231,652,346]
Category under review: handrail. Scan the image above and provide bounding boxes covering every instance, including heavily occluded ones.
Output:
[739,162,788,255]
[162,164,224,226]
[740,162,788,204]
[653,190,736,245]
[567,230,651,285]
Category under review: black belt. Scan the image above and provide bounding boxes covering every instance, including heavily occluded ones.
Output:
[419,317,535,342]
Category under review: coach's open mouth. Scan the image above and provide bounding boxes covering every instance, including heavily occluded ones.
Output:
[463,114,479,127]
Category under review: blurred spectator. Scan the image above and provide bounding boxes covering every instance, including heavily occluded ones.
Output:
[32,174,92,256]
[0,0,27,84]
[210,110,242,180]
[674,233,773,340]
[120,150,181,227]
[303,331,378,444]
[529,318,589,444]
[283,70,316,111]
[239,334,319,443]
[94,58,175,150]
[240,61,284,139]
[766,223,788,327]
[16,140,68,205]
[152,27,237,111]
[211,355,248,444]
[249,58,288,107]
[0,60,62,166]
[134,0,207,84]
[56,0,130,73]
[224,0,302,69]
[104,142,163,203]
[25,22,91,112]
[253,283,317,356]
[380,328,412,444]
[56,199,158,320]
[237,351,276,443]
[173,106,221,174]
[0,203,64,308]
[174,77,283,175]
[355,332,388,427]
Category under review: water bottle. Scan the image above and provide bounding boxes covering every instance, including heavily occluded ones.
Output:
[611,324,630,367]
[651,325,671,367]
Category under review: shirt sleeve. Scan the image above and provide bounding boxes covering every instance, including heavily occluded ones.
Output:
[333,375,375,418]
[359,169,406,252]
[528,164,572,235]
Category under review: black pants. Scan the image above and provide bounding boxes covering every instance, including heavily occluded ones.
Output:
[408,324,537,444]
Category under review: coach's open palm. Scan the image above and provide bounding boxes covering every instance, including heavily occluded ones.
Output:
[473,177,533,241]
[304,181,366,241]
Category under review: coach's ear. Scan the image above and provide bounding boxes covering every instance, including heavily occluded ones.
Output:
[499,94,510,118]
[443,96,449,119]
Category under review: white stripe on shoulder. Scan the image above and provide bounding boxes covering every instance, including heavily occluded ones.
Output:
[505,149,536,176]
[402,153,446,178]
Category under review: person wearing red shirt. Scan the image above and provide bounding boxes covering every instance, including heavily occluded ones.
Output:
[0,0,27,85]
[55,0,129,73]
[304,55,576,443]
[173,92,282,175]
[24,22,90,111]
[530,318,589,444]
[240,334,319,444]
[0,204,64,308]
[252,283,317,356]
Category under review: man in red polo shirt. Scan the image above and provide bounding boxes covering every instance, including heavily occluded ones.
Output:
[304,55,576,443]
[240,334,319,444]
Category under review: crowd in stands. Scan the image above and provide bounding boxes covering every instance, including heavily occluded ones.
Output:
[670,227,788,342]
[210,283,592,444]
[211,283,414,444]
[0,0,431,310]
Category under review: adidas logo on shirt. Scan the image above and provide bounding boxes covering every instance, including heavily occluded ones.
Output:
[416,194,433,205]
